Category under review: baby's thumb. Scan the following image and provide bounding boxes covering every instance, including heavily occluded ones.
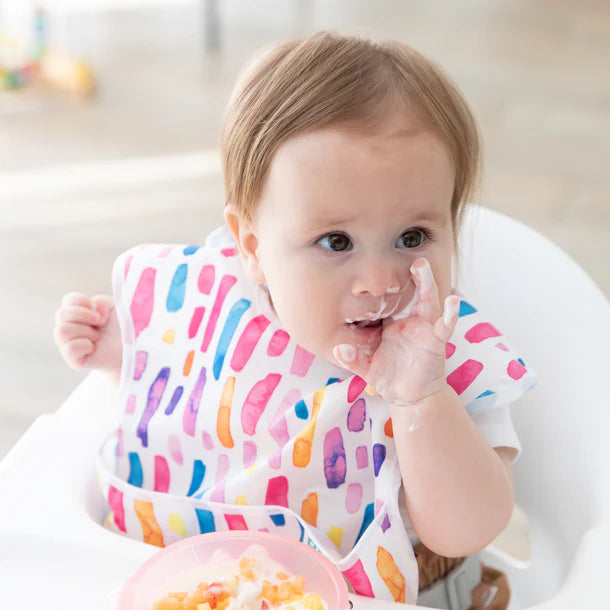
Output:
[332,344,371,379]
[91,295,115,326]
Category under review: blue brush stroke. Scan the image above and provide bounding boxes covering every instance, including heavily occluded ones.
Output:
[195,508,216,533]
[459,300,477,317]
[186,459,206,497]
[213,298,251,379]
[127,452,143,488]
[166,263,188,312]
[270,513,286,526]
[298,520,305,542]
[295,399,308,420]
[354,502,375,546]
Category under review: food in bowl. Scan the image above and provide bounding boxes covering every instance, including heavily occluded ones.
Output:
[151,544,326,610]
[114,531,350,610]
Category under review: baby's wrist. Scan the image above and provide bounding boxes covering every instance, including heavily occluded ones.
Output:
[387,378,447,409]
[388,384,454,433]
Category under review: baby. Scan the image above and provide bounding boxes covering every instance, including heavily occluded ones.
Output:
[54,32,535,609]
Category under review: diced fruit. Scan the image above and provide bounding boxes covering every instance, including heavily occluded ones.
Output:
[240,568,255,580]
[149,553,327,609]
[291,575,305,595]
[303,593,325,610]
[278,581,292,600]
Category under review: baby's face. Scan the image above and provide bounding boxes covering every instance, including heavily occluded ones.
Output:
[231,119,455,364]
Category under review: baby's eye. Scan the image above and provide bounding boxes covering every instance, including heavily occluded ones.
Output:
[396,229,426,249]
[316,232,353,252]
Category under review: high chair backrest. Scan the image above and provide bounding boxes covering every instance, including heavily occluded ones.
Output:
[457,205,610,562]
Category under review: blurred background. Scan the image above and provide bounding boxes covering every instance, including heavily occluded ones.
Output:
[0,0,608,459]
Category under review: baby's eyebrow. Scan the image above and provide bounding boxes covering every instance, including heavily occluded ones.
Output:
[301,207,449,231]
[302,213,359,231]
[404,208,450,225]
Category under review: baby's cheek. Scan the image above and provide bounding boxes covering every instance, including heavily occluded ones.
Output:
[432,265,452,302]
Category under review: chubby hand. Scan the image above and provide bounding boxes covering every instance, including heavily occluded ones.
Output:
[53,292,121,378]
[332,258,460,404]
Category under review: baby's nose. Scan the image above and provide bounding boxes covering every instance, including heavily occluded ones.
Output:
[351,261,403,297]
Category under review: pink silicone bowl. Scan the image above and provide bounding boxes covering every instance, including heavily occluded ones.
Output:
[116,530,351,610]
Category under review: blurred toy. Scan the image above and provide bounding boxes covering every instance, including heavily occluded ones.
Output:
[0,4,94,97]
[40,50,95,97]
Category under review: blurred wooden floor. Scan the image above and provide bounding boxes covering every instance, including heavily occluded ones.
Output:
[0,0,608,458]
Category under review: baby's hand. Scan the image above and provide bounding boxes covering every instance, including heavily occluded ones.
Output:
[333,258,460,404]
[53,292,122,380]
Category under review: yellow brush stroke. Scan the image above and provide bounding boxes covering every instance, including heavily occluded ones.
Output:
[376,546,406,603]
[365,385,376,396]
[134,499,165,547]
[246,462,258,475]
[292,388,325,468]
[327,526,343,550]
[217,377,235,448]
[168,513,188,537]
[162,329,176,344]
[235,495,248,505]
[183,349,195,376]
[301,492,318,527]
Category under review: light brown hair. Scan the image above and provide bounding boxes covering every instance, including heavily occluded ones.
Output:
[221,31,481,240]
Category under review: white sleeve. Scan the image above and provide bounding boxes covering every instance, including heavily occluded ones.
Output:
[471,404,522,462]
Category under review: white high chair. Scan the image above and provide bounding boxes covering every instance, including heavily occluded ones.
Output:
[0,205,608,610]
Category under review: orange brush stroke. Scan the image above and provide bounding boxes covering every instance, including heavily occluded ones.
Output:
[183,350,195,376]
[376,546,406,603]
[292,388,325,468]
[301,492,319,527]
[217,376,235,448]
[134,499,164,547]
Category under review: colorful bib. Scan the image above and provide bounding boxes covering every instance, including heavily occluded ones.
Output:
[96,228,536,604]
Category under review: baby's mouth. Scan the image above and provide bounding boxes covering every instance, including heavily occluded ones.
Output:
[350,318,383,328]
[344,316,392,332]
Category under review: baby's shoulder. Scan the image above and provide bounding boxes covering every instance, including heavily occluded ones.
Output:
[446,292,537,412]
[112,237,242,286]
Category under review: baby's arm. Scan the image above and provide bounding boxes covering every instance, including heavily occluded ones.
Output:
[333,259,514,557]
[53,292,122,384]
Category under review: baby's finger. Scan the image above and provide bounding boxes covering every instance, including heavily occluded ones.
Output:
[55,305,101,326]
[54,321,100,345]
[433,295,460,343]
[332,344,372,380]
[61,292,94,308]
[410,258,441,323]
[62,337,95,369]
[91,295,115,326]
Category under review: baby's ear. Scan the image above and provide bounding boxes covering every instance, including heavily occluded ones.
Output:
[223,204,266,284]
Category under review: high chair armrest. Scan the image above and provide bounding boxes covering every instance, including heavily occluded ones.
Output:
[55,370,119,433]
[526,527,610,609]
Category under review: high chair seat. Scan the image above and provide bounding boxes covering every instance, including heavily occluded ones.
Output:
[457,206,610,608]
[0,205,608,609]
